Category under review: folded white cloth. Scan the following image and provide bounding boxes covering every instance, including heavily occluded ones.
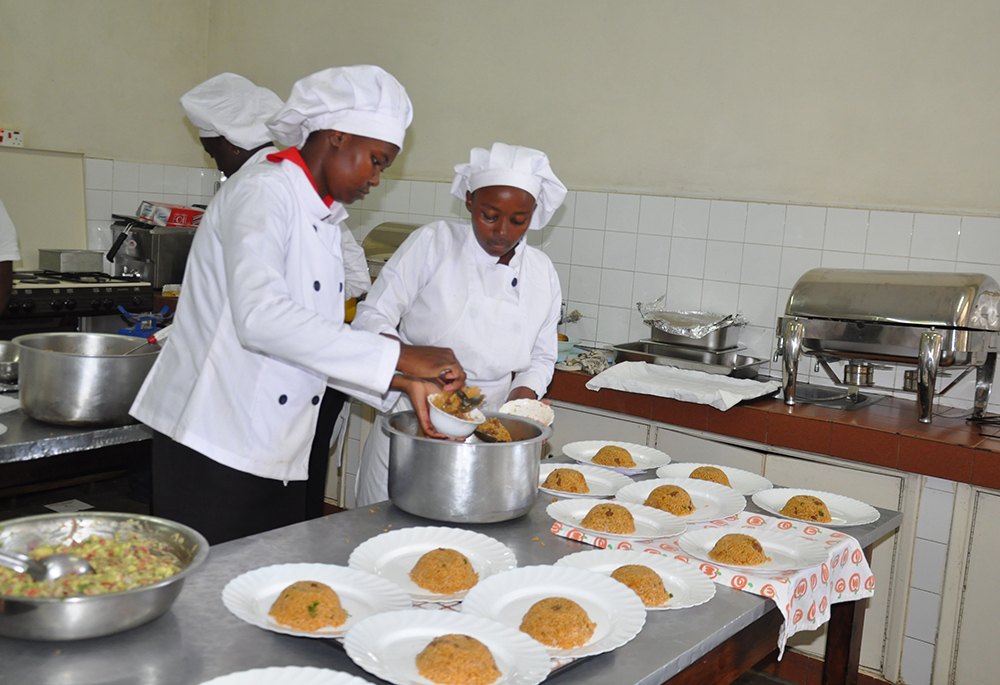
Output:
[0,395,20,414]
[585,361,780,411]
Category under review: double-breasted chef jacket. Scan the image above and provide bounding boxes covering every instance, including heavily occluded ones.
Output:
[131,153,400,482]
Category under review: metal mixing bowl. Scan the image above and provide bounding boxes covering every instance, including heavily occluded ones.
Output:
[385,411,552,523]
[0,339,19,383]
[0,512,209,641]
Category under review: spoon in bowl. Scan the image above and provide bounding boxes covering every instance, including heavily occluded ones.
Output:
[0,549,95,582]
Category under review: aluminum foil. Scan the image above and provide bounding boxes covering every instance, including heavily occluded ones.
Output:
[637,296,747,339]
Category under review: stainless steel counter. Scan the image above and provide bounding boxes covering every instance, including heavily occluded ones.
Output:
[0,492,902,685]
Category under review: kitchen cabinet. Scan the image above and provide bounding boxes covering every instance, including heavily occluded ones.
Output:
[549,400,651,457]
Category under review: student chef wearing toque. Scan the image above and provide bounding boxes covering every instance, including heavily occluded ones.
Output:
[352,143,567,506]
[180,72,371,300]
[131,65,465,544]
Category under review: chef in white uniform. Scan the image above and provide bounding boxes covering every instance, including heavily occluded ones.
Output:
[131,65,465,543]
[0,197,22,312]
[352,143,567,506]
[180,72,371,298]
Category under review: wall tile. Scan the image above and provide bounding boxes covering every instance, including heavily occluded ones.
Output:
[602,231,637,270]
[867,210,914,257]
[383,179,411,213]
[634,235,671,275]
[595,306,631,345]
[434,183,464,218]
[702,280,741,314]
[111,190,139,215]
[84,158,113,190]
[740,244,781,287]
[673,198,711,238]
[904,587,941,644]
[553,262,570,296]
[957,215,1000,263]
[408,181,437,216]
[923,476,956,493]
[638,195,674,235]
[821,250,865,269]
[632,272,667,306]
[85,189,112,222]
[784,205,826,249]
[551,191,576,228]
[738,285,778,328]
[863,254,909,270]
[823,207,869,252]
[571,228,605,267]
[705,240,743,283]
[708,200,747,242]
[669,237,706,279]
[138,163,164,194]
[569,265,602,304]
[915,487,955,543]
[899,636,934,685]
[112,161,140,191]
[163,165,188,195]
[542,225,573,264]
[778,247,822,289]
[607,193,640,232]
[910,538,948,593]
[665,276,703,310]
[911,213,960,260]
[599,269,634,308]
[575,191,608,229]
[908,258,955,273]
[564,300,598,342]
[745,202,785,245]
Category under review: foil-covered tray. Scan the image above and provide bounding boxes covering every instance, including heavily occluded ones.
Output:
[611,341,766,379]
[637,297,747,344]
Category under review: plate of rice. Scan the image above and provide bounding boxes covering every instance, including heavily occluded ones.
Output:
[199,667,375,685]
[498,399,555,426]
[752,488,880,527]
[344,609,550,685]
[678,527,829,572]
[348,526,517,602]
[562,441,671,470]
[655,462,773,495]
[221,563,412,638]
[555,549,716,611]
[461,565,646,658]
[546,499,686,540]
[538,463,634,499]
[615,477,747,523]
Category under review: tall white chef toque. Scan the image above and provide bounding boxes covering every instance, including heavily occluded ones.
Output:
[450,143,568,231]
[180,73,283,150]
[266,65,413,150]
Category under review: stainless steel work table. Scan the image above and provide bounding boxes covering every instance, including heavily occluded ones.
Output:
[0,493,902,685]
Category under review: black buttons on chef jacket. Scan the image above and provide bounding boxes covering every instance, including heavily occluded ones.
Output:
[312,396,320,405]
[278,395,287,405]
[339,282,343,293]
[314,281,321,291]
[512,277,518,287]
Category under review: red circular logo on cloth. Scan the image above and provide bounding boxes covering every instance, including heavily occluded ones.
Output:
[732,575,748,590]
[795,579,809,599]
[835,578,847,593]
[567,529,583,541]
[810,573,818,590]
[595,537,608,548]
[700,563,719,577]
[865,575,876,591]
[821,563,830,584]
[850,573,861,592]
[645,548,663,555]
[804,526,820,536]
[819,597,829,613]
[778,520,793,530]
[761,584,777,598]
[808,601,817,622]
[746,515,766,526]
[552,522,563,532]
[840,550,850,567]
[830,532,847,538]
[674,555,690,563]
[852,549,863,565]
[793,609,803,624]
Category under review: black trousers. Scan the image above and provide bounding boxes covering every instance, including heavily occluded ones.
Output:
[151,389,345,545]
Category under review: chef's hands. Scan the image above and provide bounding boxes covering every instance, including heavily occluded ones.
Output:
[394,343,467,438]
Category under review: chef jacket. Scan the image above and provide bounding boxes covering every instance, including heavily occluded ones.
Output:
[130,156,400,482]
[0,199,21,262]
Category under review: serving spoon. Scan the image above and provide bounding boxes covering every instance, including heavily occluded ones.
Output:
[0,549,95,582]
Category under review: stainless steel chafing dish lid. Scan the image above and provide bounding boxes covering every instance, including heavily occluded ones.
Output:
[785,268,1000,331]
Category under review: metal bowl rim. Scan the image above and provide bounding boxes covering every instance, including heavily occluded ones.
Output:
[12,332,161,359]
[383,410,553,444]
[0,511,210,605]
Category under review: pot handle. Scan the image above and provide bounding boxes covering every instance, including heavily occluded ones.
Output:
[106,224,132,262]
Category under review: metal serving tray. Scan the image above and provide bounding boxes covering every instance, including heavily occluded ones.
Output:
[611,341,766,378]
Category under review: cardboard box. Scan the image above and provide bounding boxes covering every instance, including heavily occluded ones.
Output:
[137,201,203,228]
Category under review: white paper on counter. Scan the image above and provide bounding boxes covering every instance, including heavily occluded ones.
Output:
[0,395,20,414]
[585,361,780,411]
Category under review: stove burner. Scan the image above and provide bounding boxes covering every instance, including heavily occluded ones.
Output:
[13,270,142,285]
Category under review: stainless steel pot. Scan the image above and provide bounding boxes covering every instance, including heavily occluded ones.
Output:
[14,332,159,426]
[0,339,18,383]
[0,512,209,641]
[385,411,552,523]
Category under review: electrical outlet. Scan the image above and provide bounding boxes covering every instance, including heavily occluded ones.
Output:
[0,130,24,147]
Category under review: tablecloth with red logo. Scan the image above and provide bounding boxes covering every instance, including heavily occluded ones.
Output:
[549,511,875,656]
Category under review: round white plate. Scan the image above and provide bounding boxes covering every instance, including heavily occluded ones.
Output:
[344,609,550,685]
[461,565,647,658]
[655,462,773,495]
[221,563,412,638]
[678,527,829,572]
[555,549,716,610]
[546,499,686,540]
[615,477,746,523]
[751,488,880,527]
[200,667,374,685]
[538,462,635,499]
[348,526,517,601]
[562,440,671,470]
[499,399,555,426]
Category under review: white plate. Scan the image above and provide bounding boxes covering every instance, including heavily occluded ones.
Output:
[546,499,686,540]
[538,463,635,499]
[344,609,550,685]
[499,399,555,426]
[752,488,880,527]
[199,667,374,685]
[615,478,746,523]
[563,440,671,470]
[655,462,773,495]
[461,565,647,658]
[678,527,829,572]
[348,526,517,601]
[221,563,412,638]
[555,549,716,610]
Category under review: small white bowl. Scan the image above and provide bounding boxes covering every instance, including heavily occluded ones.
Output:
[427,394,485,438]
[557,337,581,355]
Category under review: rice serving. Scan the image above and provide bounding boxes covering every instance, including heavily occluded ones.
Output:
[780,494,833,523]
[611,564,672,607]
[268,580,348,631]
[689,465,731,487]
[592,445,636,467]
[580,502,635,534]
[519,597,596,649]
[409,548,479,594]
[476,417,511,442]
[431,387,482,421]
[541,468,590,494]
[644,484,696,516]
[416,633,501,685]
[708,533,771,566]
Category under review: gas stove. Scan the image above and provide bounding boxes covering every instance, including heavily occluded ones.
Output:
[6,271,154,318]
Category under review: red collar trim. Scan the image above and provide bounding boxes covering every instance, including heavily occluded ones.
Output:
[266,148,334,208]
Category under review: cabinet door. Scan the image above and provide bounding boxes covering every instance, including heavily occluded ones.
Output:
[548,401,650,458]
[765,454,904,673]
[952,490,1000,684]
[653,426,765,474]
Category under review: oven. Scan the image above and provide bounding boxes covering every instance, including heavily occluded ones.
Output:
[1,271,155,340]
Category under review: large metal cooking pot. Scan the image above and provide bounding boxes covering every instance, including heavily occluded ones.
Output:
[14,332,159,426]
[0,512,209,641]
[385,411,552,523]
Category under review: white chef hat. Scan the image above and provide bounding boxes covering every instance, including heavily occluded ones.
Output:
[266,65,413,150]
[450,143,568,231]
[179,73,283,150]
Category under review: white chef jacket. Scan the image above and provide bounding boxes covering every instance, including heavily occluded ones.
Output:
[351,219,560,505]
[0,199,22,262]
[130,155,400,482]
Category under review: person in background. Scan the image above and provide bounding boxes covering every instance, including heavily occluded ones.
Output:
[131,65,465,544]
[0,198,21,313]
[180,72,371,298]
[352,143,567,506]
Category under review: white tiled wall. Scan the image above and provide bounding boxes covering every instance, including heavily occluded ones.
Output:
[347,180,1000,415]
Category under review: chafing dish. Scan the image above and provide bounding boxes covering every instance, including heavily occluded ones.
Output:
[775,268,1000,423]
